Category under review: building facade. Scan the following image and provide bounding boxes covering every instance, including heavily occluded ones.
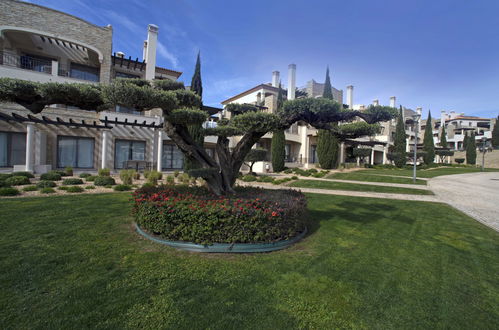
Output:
[0,0,218,174]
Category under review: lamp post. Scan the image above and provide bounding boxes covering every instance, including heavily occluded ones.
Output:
[481,136,487,171]
[412,112,421,183]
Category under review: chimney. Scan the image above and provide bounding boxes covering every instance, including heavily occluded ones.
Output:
[272,71,280,87]
[346,85,353,109]
[116,51,125,58]
[145,24,159,81]
[373,99,379,106]
[389,96,396,108]
[287,64,296,100]
[142,40,148,61]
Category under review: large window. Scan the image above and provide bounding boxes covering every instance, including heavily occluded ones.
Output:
[57,136,94,168]
[162,143,184,169]
[70,63,99,82]
[115,140,146,169]
[0,132,26,167]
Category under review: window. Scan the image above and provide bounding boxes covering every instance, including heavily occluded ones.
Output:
[70,63,99,82]
[162,143,184,169]
[115,71,140,79]
[310,145,318,163]
[20,54,52,73]
[57,136,94,168]
[115,140,146,169]
[0,132,26,167]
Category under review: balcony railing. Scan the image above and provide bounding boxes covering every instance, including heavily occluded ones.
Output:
[0,51,51,74]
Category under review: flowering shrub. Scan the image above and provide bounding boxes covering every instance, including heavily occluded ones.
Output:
[133,186,307,245]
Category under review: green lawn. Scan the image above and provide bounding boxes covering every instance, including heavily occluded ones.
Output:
[327,172,427,185]
[357,166,499,178]
[289,179,433,195]
[1,193,498,328]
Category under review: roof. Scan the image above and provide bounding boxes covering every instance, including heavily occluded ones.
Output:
[155,66,182,78]
[221,83,281,105]
[112,54,182,78]
[447,116,490,121]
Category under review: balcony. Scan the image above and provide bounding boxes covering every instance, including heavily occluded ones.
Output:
[0,51,52,74]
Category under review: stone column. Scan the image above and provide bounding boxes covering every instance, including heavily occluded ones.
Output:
[51,60,58,76]
[339,142,345,164]
[370,148,375,165]
[25,123,35,172]
[383,145,388,164]
[101,130,109,169]
[346,85,353,109]
[157,130,163,172]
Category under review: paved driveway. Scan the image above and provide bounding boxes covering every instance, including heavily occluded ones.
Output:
[428,172,499,232]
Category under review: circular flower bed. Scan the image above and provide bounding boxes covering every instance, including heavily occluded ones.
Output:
[133,186,307,245]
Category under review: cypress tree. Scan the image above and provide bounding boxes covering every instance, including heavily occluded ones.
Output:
[440,122,447,148]
[393,105,407,167]
[492,115,499,149]
[316,67,339,169]
[184,52,204,171]
[271,83,286,172]
[463,132,469,150]
[423,111,435,165]
[466,132,477,164]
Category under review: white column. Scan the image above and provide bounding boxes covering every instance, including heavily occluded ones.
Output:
[356,157,360,167]
[370,149,375,165]
[346,85,353,109]
[157,130,163,172]
[373,99,379,106]
[383,145,388,164]
[101,130,109,169]
[25,123,35,172]
[287,64,296,100]
[389,96,396,108]
[51,60,58,76]
[339,142,345,164]
[145,24,159,80]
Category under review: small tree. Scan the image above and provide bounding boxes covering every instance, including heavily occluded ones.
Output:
[244,148,267,174]
[393,105,407,167]
[352,148,371,164]
[440,123,447,148]
[463,132,469,150]
[271,83,286,172]
[423,111,435,165]
[492,115,499,149]
[466,132,477,165]
[435,149,454,163]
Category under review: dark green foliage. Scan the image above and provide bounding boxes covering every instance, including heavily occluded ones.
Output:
[79,173,92,179]
[94,176,116,186]
[133,186,307,244]
[98,168,110,176]
[164,108,207,125]
[322,67,334,100]
[66,186,84,193]
[85,185,96,190]
[463,132,469,150]
[316,129,338,169]
[62,178,84,185]
[191,52,203,98]
[40,172,62,181]
[245,148,267,173]
[256,175,275,183]
[0,187,20,196]
[492,116,499,149]
[271,130,286,172]
[86,175,98,182]
[113,184,132,191]
[64,167,73,176]
[241,175,257,182]
[40,187,56,194]
[144,170,163,185]
[394,106,407,167]
[455,158,465,164]
[11,171,34,178]
[184,123,204,171]
[36,180,56,188]
[187,168,218,180]
[435,150,454,163]
[51,170,68,177]
[5,176,30,186]
[119,169,135,185]
[440,124,447,148]
[22,185,38,192]
[58,186,69,191]
[466,133,477,165]
[423,111,435,165]
[352,148,372,164]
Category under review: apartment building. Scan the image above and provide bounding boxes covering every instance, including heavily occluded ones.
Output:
[0,0,219,174]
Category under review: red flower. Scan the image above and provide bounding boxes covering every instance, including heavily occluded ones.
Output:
[271,211,278,217]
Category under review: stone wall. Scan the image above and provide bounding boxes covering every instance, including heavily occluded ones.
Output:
[0,0,113,83]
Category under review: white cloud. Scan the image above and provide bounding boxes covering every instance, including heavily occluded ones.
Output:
[157,41,179,69]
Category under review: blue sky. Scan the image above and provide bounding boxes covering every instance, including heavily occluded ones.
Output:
[26,0,499,118]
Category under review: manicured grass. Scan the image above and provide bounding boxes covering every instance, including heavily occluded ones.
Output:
[289,179,433,195]
[1,193,499,328]
[328,172,427,185]
[357,166,499,178]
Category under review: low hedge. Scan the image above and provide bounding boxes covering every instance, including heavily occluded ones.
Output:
[62,178,84,185]
[86,175,98,182]
[0,187,20,196]
[40,187,56,194]
[66,186,84,193]
[94,176,116,186]
[37,180,57,188]
[40,172,62,181]
[12,171,34,178]
[79,173,92,179]
[133,186,307,245]
[114,184,132,191]
[22,185,38,192]
[5,176,31,186]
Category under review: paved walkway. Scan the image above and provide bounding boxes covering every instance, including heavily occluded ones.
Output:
[428,172,499,232]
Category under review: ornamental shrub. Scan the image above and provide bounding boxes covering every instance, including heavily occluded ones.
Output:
[119,169,135,185]
[455,158,465,164]
[98,168,111,176]
[133,186,307,244]
[12,171,34,178]
[0,187,20,196]
[5,176,30,186]
[283,169,293,174]
[58,186,69,191]
[166,175,175,184]
[86,175,98,182]
[79,173,92,179]
[114,184,132,191]
[94,176,116,186]
[52,170,68,177]
[40,172,62,181]
[22,185,38,192]
[40,187,56,194]
[0,173,12,181]
[256,176,274,183]
[144,170,163,185]
[85,185,96,190]
[241,175,257,182]
[64,167,73,176]
[62,178,84,185]
[66,186,84,193]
